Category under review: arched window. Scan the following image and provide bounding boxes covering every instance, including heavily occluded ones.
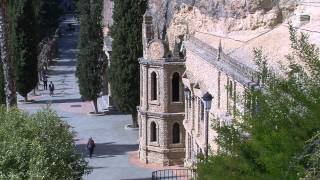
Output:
[172,72,180,102]
[151,72,157,100]
[150,122,157,142]
[172,123,180,144]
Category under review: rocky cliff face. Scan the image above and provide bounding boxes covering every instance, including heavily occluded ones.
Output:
[148,0,297,42]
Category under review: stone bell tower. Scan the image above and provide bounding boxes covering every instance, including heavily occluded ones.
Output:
[137,9,186,166]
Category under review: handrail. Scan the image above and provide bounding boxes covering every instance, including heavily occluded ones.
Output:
[152,169,197,180]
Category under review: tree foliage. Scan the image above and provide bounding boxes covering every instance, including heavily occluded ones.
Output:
[8,0,38,101]
[34,0,61,80]
[0,108,90,179]
[76,0,105,113]
[298,131,320,179]
[109,0,147,126]
[196,26,320,179]
[0,0,17,109]
[33,0,61,41]
[0,63,4,104]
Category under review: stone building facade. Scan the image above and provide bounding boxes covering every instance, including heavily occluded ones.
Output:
[138,11,186,166]
[137,6,259,167]
[182,37,259,167]
[138,0,319,167]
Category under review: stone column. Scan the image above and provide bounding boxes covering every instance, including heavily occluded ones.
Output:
[162,120,169,148]
[162,67,168,112]
[142,64,148,111]
[191,95,195,130]
[160,119,170,166]
[138,113,148,163]
[185,133,190,159]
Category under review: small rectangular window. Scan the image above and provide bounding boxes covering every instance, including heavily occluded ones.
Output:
[200,101,204,121]
[218,71,221,108]
[226,77,230,112]
[233,82,237,116]
[229,80,233,98]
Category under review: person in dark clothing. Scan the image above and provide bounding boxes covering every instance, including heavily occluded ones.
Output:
[87,137,95,158]
[49,81,55,96]
[43,74,48,90]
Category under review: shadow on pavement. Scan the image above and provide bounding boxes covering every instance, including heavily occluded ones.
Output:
[76,142,139,158]
[51,60,76,67]
[89,166,108,170]
[120,178,151,180]
[104,111,129,116]
[48,69,75,75]
[33,98,83,104]
[54,87,73,91]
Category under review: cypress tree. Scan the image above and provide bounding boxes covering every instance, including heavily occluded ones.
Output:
[0,0,17,109]
[9,0,38,102]
[35,0,61,40]
[0,63,5,104]
[109,0,147,127]
[76,0,105,114]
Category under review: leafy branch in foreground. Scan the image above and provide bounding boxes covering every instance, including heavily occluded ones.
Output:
[0,108,90,179]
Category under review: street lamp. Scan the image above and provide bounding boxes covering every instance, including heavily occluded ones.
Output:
[202,92,213,160]
[184,87,191,122]
[202,92,213,110]
[184,87,192,106]
[184,87,191,98]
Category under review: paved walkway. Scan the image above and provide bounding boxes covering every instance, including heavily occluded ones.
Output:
[18,14,156,180]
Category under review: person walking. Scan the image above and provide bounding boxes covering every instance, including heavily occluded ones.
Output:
[43,74,48,90]
[49,81,55,96]
[87,137,96,158]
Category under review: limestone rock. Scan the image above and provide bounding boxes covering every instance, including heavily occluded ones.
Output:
[148,0,297,39]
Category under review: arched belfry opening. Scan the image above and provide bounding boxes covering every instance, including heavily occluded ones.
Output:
[172,72,180,102]
[151,72,157,100]
[172,123,180,144]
